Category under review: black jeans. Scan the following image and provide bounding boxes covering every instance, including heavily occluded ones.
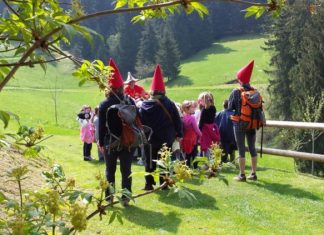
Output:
[104,147,133,193]
[83,142,92,157]
[144,143,172,186]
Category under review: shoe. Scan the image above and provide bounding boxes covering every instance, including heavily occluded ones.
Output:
[143,184,154,191]
[83,156,93,161]
[247,173,257,181]
[234,174,246,182]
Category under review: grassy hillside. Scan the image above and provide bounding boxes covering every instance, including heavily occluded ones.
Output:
[1,35,323,234]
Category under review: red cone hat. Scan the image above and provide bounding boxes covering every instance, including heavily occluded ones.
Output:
[237,60,254,84]
[151,64,165,93]
[108,58,124,88]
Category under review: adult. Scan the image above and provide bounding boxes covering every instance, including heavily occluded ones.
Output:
[139,65,183,190]
[124,72,149,100]
[98,58,135,206]
[228,60,258,181]
[215,100,237,163]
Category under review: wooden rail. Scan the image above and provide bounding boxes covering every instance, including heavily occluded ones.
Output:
[259,120,324,163]
[266,120,324,131]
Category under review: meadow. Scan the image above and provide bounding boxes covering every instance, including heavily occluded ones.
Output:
[0,36,323,234]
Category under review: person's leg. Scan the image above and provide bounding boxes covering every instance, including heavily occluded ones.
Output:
[104,149,118,198]
[247,129,258,180]
[144,145,158,190]
[233,125,246,181]
[119,148,133,193]
[83,142,87,157]
[84,143,92,160]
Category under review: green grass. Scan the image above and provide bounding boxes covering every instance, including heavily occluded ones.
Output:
[44,135,324,235]
[1,35,324,234]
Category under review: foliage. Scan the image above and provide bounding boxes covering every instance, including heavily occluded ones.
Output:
[265,0,324,175]
[155,25,181,81]
[0,143,228,234]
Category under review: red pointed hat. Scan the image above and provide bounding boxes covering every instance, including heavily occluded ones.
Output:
[236,60,254,84]
[108,58,124,88]
[151,64,165,93]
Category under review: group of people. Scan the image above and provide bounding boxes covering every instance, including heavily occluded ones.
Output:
[77,58,260,206]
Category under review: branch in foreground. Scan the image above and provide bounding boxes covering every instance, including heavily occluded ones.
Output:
[69,182,167,233]
[0,56,72,67]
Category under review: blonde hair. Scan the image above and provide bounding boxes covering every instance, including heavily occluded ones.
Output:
[198,92,214,109]
[181,100,192,114]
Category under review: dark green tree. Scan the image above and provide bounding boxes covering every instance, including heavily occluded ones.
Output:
[265,0,324,176]
[155,24,181,81]
[135,22,159,78]
[107,15,141,77]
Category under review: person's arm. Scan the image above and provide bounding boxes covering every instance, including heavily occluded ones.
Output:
[191,116,202,137]
[98,101,107,147]
[170,102,183,138]
[228,89,238,112]
[199,108,206,130]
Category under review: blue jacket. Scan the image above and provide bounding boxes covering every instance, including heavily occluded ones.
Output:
[139,96,183,147]
[215,109,236,153]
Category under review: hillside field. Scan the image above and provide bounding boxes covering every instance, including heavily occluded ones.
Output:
[0,36,323,234]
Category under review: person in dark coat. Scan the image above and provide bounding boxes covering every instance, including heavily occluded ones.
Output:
[215,100,237,163]
[228,60,258,182]
[98,58,135,206]
[139,64,183,191]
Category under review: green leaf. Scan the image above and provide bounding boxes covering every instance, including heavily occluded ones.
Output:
[116,212,123,224]
[0,110,10,129]
[68,190,83,203]
[109,211,117,224]
[81,193,93,204]
[191,2,208,18]
[115,0,127,9]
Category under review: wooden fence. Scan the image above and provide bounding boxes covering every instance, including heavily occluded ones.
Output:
[256,120,324,163]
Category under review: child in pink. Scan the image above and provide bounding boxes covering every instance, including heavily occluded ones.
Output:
[198,92,220,158]
[77,105,95,161]
[181,100,202,167]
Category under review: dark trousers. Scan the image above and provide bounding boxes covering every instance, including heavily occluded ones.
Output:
[185,144,198,168]
[83,142,92,157]
[104,147,133,193]
[144,144,171,186]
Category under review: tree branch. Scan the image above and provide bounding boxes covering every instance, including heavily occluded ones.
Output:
[0,56,72,67]
[69,182,168,233]
[69,0,269,24]
[3,0,20,17]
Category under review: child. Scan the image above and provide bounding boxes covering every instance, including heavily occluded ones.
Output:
[181,100,202,167]
[77,105,95,161]
[198,92,220,158]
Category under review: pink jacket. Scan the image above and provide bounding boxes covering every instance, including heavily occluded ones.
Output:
[181,114,202,154]
[80,122,95,144]
[200,123,220,152]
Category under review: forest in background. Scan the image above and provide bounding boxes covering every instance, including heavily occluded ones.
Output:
[64,1,263,79]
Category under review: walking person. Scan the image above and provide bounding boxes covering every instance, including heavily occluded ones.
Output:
[98,58,135,206]
[139,64,183,190]
[228,60,262,181]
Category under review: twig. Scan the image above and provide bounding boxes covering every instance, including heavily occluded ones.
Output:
[69,182,168,233]
[0,57,72,67]
[34,135,54,145]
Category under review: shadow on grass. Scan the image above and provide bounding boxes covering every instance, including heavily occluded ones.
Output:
[122,207,181,233]
[166,75,193,88]
[251,180,322,201]
[157,187,218,210]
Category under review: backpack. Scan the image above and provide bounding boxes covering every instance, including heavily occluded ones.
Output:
[232,87,266,130]
[106,95,152,151]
